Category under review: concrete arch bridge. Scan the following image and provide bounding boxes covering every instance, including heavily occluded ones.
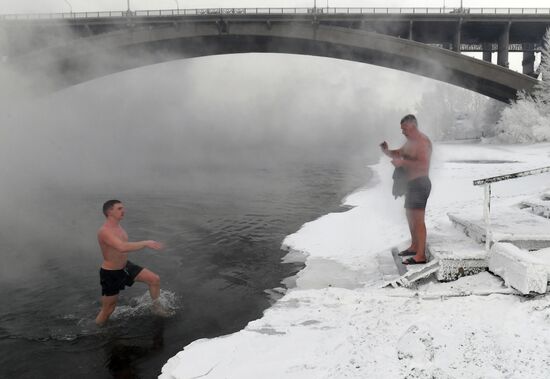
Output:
[2,7,548,101]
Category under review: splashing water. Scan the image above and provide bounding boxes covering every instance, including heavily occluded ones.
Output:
[111,290,178,320]
[38,290,178,343]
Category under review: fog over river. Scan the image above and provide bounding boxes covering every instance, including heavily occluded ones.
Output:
[0,53,439,378]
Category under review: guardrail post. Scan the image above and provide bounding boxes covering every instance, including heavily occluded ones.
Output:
[483,183,492,251]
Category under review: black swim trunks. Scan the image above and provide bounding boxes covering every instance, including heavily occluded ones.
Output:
[404,176,432,209]
[99,260,144,296]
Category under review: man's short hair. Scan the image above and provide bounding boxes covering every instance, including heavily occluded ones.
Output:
[400,114,418,126]
[102,199,121,217]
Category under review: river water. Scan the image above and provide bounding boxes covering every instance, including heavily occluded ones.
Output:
[0,156,373,379]
[0,55,403,378]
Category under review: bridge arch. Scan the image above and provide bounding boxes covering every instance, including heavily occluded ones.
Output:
[13,21,537,101]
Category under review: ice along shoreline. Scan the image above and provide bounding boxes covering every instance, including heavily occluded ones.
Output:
[161,142,550,379]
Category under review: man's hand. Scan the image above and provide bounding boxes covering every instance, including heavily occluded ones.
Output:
[391,157,404,167]
[379,141,388,151]
[145,240,165,251]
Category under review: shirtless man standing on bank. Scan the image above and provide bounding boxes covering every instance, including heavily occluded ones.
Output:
[95,200,165,326]
[380,114,432,265]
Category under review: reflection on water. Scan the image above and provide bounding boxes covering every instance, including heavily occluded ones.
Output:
[0,52,396,378]
[0,158,372,378]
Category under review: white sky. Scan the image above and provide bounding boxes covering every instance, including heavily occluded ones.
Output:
[1,1,549,14]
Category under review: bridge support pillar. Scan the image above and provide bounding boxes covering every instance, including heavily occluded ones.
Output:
[497,22,511,68]
[482,43,492,63]
[522,43,536,76]
[453,19,462,53]
[408,20,414,40]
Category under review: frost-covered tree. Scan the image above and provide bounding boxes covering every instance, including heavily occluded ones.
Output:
[493,28,550,142]
[533,28,550,116]
[493,99,550,142]
[416,83,501,141]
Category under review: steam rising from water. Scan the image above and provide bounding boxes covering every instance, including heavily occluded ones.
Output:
[0,22,491,284]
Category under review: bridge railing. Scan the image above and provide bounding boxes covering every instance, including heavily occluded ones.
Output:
[2,7,550,20]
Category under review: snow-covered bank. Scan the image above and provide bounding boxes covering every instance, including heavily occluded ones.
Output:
[161,142,550,379]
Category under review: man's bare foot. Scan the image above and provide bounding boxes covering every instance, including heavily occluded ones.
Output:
[95,315,109,327]
[152,300,175,317]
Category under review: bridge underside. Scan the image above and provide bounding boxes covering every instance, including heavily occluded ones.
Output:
[10,24,537,102]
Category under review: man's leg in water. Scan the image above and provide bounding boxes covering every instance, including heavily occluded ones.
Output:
[406,209,417,252]
[411,209,427,262]
[95,295,118,326]
[135,268,172,316]
[135,268,160,301]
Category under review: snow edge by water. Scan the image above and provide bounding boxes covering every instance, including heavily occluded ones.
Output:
[160,142,550,379]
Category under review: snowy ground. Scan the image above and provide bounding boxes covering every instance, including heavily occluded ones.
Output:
[161,142,550,379]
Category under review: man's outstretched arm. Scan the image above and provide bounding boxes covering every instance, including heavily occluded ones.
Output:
[380,141,402,159]
[99,230,163,253]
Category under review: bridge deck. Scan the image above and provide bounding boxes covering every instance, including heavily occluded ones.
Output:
[1,8,542,101]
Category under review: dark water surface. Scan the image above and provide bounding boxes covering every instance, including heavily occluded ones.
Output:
[0,158,373,379]
[0,54,403,379]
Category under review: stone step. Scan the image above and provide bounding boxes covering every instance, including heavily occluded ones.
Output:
[384,229,489,287]
[488,242,550,294]
[448,208,550,250]
[426,231,488,281]
[519,198,550,218]
[384,258,440,288]
[389,247,408,277]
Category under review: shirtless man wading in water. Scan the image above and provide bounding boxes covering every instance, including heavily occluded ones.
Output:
[380,114,432,265]
[95,200,165,326]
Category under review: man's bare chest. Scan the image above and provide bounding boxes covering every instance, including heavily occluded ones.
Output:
[402,143,418,160]
[112,227,128,242]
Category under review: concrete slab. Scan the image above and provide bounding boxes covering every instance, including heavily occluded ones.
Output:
[375,249,401,284]
[427,231,488,281]
[448,208,550,250]
[390,247,408,276]
[489,242,550,294]
[384,259,440,289]
[519,198,550,218]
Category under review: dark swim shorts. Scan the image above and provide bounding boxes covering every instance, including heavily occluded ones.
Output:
[404,176,432,209]
[99,260,144,296]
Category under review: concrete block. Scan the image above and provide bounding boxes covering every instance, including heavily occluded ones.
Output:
[489,242,549,294]
[427,231,488,281]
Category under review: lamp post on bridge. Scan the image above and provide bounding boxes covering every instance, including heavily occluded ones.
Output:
[64,0,72,14]
[173,0,180,13]
[126,0,133,16]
